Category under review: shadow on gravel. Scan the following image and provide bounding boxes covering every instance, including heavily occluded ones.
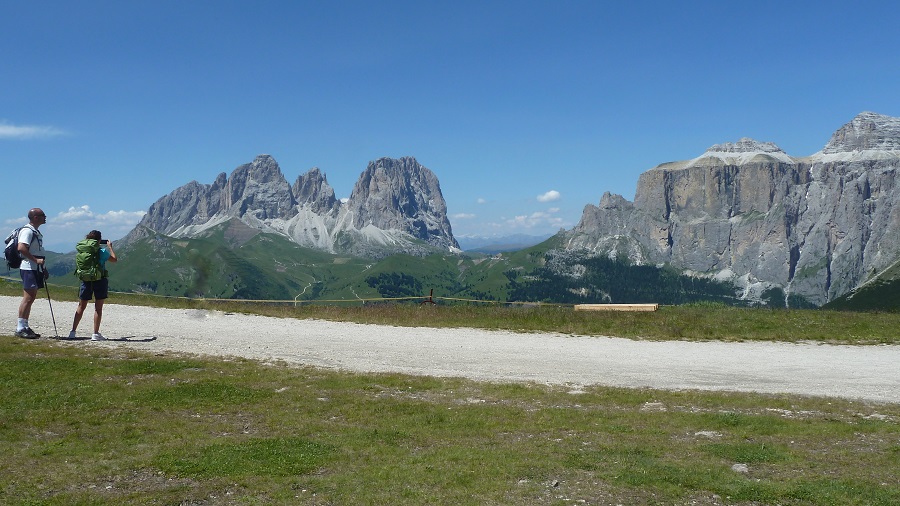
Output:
[53,336,158,342]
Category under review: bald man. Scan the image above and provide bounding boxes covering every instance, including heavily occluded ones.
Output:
[15,208,48,338]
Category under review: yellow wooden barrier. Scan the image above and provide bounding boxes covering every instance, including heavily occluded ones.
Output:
[574,303,659,312]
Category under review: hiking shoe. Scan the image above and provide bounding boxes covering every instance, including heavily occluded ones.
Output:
[68,330,77,339]
[91,333,106,341]
[16,327,39,339]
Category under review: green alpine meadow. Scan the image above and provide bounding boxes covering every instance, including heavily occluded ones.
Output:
[1,277,899,504]
[1,322,898,505]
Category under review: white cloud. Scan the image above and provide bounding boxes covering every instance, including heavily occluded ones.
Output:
[55,205,95,222]
[434,205,574,237]
[38,205,146,251]
[501,210,567,231]
[52,205,145,226]
[537,190,561,203]
[477,198,487,204]
[0,121,66,139]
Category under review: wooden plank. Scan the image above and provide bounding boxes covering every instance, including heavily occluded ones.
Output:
[574,303,659,312]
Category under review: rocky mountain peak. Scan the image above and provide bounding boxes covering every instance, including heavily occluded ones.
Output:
[347,156,459,250]
[223,154,296,221]
[822,111,900,154]
[292,167,339,215]
[707,137,785,154]
[249,154,285,181]
[687,137,794,168]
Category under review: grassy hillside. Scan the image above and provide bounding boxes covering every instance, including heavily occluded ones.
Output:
[103,224,375,301]
[30,226,560,304]
[28,224,829,309]
[824,258,900,311]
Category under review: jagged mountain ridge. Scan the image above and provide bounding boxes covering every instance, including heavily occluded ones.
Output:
[126,155,459,258]
[566,111,900,306]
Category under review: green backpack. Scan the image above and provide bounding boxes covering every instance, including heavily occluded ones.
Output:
[74,239,105,282]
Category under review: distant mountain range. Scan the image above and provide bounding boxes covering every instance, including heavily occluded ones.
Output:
[456,234,554,254]
[124,155,458,259]
[33,111,900,310]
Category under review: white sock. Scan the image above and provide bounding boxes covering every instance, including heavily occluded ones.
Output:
[17,318,27,331]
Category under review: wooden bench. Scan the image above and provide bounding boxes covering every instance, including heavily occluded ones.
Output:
[574,303,659,312]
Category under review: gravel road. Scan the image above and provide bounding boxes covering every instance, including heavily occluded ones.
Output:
[5,295,899,404]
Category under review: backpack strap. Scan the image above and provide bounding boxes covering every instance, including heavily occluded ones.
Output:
[21,224,42,248]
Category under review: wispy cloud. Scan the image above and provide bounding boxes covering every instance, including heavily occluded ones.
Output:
[537,190,561,203]
[0,121,67,140]
[452,213,476,220]
[476,198,487,204]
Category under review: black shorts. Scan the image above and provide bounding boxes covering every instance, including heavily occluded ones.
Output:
[79,278,109,301]
[20,269,45,290]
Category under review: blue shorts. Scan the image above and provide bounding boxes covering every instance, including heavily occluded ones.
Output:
[79,278,109,301]
[20,269,45,290]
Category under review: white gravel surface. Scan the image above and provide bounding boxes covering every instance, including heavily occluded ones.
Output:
[6,295,900,404]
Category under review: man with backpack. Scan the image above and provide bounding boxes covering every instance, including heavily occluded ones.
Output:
[13,208,48,339]
[69,230,117,341]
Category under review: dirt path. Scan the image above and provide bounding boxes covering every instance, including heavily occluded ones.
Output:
[5,296,899,404]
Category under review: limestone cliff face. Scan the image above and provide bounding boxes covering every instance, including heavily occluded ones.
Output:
[567,112,900,306]
[346,157,457,251]
[127,154,459,258]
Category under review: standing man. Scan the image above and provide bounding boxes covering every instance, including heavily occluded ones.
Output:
[16,208,48,338]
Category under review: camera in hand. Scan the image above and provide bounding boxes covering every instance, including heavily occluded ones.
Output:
[100,239,108,244]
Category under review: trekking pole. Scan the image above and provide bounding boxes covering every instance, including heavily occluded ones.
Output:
[43,272,60,339]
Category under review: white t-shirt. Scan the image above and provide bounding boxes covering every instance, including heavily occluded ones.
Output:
[17,225,45,271]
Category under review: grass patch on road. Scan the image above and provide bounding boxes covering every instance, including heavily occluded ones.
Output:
[1,338,898,505]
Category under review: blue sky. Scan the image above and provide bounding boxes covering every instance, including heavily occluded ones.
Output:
[3,0,898,252]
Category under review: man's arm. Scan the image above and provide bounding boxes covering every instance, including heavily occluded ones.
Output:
[17,242,44,266]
